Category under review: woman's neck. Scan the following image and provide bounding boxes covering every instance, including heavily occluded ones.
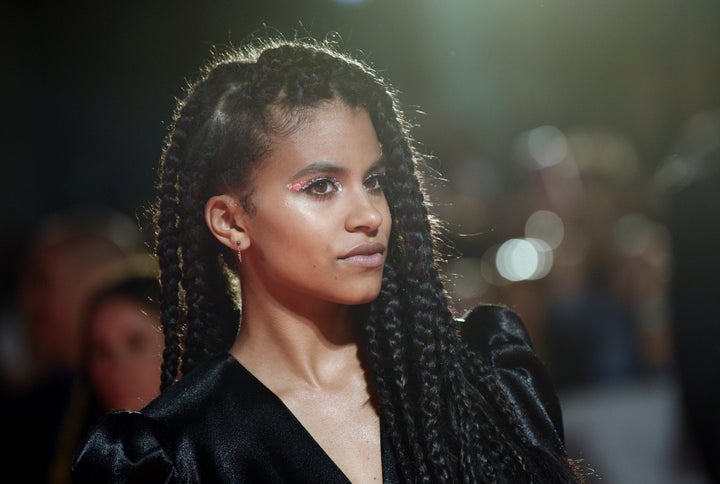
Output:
[230,292,363,390]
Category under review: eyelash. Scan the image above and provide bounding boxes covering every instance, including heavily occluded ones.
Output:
[286,177,342,198]
[364,172,386,193]
[286,172,386,199]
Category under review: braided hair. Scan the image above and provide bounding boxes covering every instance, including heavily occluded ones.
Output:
[152,37,582,483]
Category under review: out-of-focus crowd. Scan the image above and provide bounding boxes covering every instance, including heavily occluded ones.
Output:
[0,206,164,483]
[432,110,720,483]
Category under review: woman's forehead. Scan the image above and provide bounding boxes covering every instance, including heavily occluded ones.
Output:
[264,102,381,170]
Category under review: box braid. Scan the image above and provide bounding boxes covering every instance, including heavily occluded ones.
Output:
[363,84,580,483]
[152,37,582,482]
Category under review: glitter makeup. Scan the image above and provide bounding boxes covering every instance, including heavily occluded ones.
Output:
[284,177,343,193]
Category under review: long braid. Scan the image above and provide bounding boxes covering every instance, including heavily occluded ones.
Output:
[364,261,420,482]
[350,70,443,482]
[156,62,249,385]
[178,71,223,373]
[156,95,195,390]
[373,267,438,481]
[178,63,258,375]
[369,92,459,481]
[178,149,240,375]
[370,76,555,481]
[177,156,213,374]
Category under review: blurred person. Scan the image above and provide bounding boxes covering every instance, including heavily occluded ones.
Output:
[490,126,681,482]
[47,255,162,484]
[522,126,670,390]
[543,208,666,391]
[10,206,144,386]
[0,205,144,482]
[554,118,718,484]
[72,37,587,482]
[83,257,163,413]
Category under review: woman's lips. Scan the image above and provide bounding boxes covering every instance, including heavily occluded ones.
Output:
[340,243,386,268]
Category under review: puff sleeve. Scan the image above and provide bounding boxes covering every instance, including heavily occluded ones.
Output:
[71,410,178,484]
[459,304,566,456]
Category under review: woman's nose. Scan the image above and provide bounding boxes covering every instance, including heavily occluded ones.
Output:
[345,192,384,234]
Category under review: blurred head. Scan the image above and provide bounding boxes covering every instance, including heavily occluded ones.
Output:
[81,256,162,412]
[19,206,143,369]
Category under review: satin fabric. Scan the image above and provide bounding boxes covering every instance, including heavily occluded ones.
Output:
[71,304,564,483]
[459,304,566,455]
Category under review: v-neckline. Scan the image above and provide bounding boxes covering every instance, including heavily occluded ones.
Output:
[226,353,396,483]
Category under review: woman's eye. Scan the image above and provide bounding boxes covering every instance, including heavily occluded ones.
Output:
[364,172,386,192]
[305,177,342,196]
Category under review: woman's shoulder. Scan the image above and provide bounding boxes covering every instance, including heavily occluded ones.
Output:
[457,303,534,352]
[457,303,567,453]
[72,352,360,483]
[71,410,178,482]
[141,352,238,422]
[71,353,246,483]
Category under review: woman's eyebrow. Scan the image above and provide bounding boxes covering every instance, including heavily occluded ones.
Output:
[367,156,386,173]
[290,160,345,180]
[290,154,385,180]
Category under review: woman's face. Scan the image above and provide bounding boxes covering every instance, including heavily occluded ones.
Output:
[239,100,392,309]
[86,296,164,412]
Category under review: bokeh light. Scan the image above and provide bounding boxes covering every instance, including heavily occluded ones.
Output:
[495,237,553,282]
[525,209,565,249]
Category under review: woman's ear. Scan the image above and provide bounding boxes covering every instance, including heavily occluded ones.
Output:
[204,195,251,252]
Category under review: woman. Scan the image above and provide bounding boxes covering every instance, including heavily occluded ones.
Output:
[72,37,586,483]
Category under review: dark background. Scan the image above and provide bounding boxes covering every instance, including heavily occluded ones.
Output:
[4,0,719,243]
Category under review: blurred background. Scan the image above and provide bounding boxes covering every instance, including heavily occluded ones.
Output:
[3,1,719,482]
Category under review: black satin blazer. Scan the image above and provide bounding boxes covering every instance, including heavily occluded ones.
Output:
[71,304,565,483]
